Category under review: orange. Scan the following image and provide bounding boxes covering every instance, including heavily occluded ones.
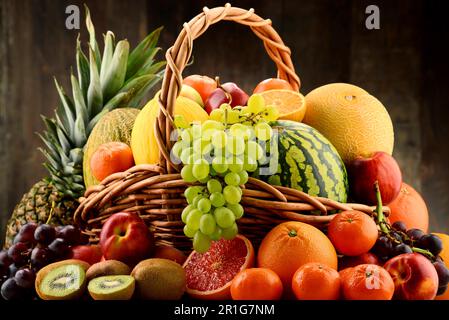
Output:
[434,233,449,300]
[328,210,378,256]
[90,142,134,182]
[230,268,283,300]
[253,78,294,93]
[257,221,338,293]
[388,183,429,232]
[292,262,341,300]
[259,89,306,122]
[153,245,187,265]
[341,264,395,300]
[304,83,394,163]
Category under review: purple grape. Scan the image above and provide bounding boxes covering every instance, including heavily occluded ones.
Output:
[1,278,26,300]
[13,222,38,245]
[48,238,69,257]
[372,236,393,257]
[57,225,81,246]
[418,234,443,256]
[7,242,29,265]
[391,221,407,233]
[14,268,35,289]
[434,260,449,287]
[437,284,448,296]
[8,263,19,277]
[34,224,55,245]
[0,250,12,272]
[406,228,425,241]
[393,243,413,255]
[30,247,53,269]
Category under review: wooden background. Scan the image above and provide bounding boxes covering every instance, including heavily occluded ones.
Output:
[1,0,448,244]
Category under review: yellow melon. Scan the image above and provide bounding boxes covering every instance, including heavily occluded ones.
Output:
[131,96,209,165]
[303,83,394,163]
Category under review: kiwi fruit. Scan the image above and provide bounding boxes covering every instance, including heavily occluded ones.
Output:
[131,258,186,300]
[36,262,87,300]
[88,275,135,300]
[86,260,130,281]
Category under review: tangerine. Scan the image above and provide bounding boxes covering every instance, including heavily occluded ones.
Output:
[230,268,283,300]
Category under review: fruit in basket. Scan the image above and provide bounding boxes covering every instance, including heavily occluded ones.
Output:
[35,259,90,300]
[86,260,130,281]
[3,11,164,248]
[257,222,338,293]
[131,258,186,300]
[291,262,341,300]
[100,212,154,266]
[131,96,208,165]
[304,83,394,163]
[180,85,204,107]
[221,82,249,107]
[328,210,378,256]
[230,268,283,300]
[205,82,249,113]
[83,108,139,188]
[70,245,102,265]
[348,152,402,205]
[88,275,135,300]
[153,245,187,265]
[184,235,254,300]
[90,142,134,182]
[257,120,348,203]
[183,75,217,104]
[258,89,306,122]
[338,252,380,270]
[253,78,294,93]
[434,233,449,299]
[384,253,438,300]
[341,264,395,300]
[205,88,229,114]
[388,183,429,232]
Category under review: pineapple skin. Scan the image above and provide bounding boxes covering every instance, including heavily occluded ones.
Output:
[3,180,78,249]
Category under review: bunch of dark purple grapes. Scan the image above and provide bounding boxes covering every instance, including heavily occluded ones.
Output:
[372,220,449,296]
[0,222,86,300]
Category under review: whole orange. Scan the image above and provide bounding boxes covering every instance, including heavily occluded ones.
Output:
[292,263,341,300]
[230,268,283,300]
[434,233,449,300]
[388,183,429,232]
[257,221,338,293]
[253,78,294,93]
[328,210,378,256]
[341,264,394,300]
[90,142,134,182]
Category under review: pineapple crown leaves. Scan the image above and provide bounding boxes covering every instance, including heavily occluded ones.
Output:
[38,5,165,198]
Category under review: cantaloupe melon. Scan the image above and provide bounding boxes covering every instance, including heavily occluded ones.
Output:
[83,108,139,188]
[131,96,209,165]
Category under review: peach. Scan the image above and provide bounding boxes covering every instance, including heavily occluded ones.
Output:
[183,75,217,104]
[384,253,438,300]
[70,245,102,265]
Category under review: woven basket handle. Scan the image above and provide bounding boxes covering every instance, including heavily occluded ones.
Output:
[156,3,301,172]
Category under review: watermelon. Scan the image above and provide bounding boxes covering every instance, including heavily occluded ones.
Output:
[258,120,348,203]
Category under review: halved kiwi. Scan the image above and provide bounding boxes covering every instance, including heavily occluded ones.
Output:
[88,275,135,300]
[36,264,87,300]
[86,260,130,281]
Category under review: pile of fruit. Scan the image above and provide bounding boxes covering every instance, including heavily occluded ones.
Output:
[2,6,449,301]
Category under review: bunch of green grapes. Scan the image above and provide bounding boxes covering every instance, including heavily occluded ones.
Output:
[172,94,278,253]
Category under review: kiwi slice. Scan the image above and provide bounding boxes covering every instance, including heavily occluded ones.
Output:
[37,264,87,300]
[86,260,130,281]
[88,275,135,300]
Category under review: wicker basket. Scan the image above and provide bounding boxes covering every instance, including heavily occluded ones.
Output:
[74,4,387,250]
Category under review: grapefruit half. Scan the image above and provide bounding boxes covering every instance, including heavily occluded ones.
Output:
[183,235,254,300]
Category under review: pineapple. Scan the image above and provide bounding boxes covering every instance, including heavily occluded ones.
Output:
[3,7,164,248]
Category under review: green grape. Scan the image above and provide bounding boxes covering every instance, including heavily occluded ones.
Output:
[193,139,212,155]
[192,195,203,208]
[193,231,211,253]
[247,94,265,113]
[198,176,210,183]
[210,109,225,122]
[212,157,228,173]
[263,105,280,121]
[174,115,189,129]
[246,140,264,161]
[181,205,195,223]
[186,209,202,230]
[183,225,196,238]
[220,103,232,111]
[213,207,236,228]
[180,147,193,164]
[224,172,240,186]
[243,155,258,172]
[202,120,225,131]
[211,131,227,149]
[171,141,185,159]
[226,110,241,124]
[238,171,248,185]
[207,179,222,193]
[199,214,216,235]
[255,122,273,141]
[226,136,245,155]
[209,227,222,241]
[197,198,212,213]
[192,159,210,180]
[210,192,226,207]
[227,204,244,219]
[223,185,241,205]
[181,165,196,182]
[191,124,202,139]
[228,157,244,173]
[201,130,215,141]
[240,106,251,115]
[181,129,193,143]
[221,222,238,240]
[229,124,247,137]
[184,186,203,204]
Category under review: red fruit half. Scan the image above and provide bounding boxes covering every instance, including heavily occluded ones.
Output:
[183,235,255,300]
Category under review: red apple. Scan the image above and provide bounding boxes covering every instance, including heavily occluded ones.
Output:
[221,82,249,107]
[205,88,230,114]
[384,253,438,300]
[100,212,154,266]
[339,252,380,270]
[70,245,102,265]
[183,75,217,104]
[348,151,402,205]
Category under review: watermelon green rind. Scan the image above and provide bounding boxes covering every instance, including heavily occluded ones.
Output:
[259,120,348,203]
